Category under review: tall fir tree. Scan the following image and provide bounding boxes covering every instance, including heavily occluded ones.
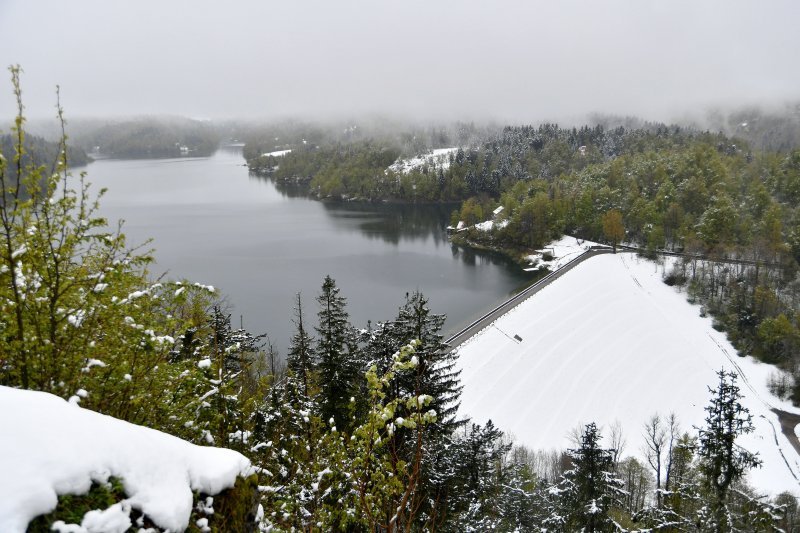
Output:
[286,293,316,398]
[315,275,360,433]
[697,370,762,533]
[377,292,467,527]
[547,422,624,532]
[394,291,463,433]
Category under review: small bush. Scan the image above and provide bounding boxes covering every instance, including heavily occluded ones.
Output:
[768,370,794,400]
[663,270,687,287]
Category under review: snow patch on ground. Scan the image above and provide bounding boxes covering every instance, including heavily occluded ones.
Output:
[261,149,292,158]
[524,235,600,271]
[457,253,800,495]
[0,386,253,532]
[474,219,509,232]
[388,147,458,174]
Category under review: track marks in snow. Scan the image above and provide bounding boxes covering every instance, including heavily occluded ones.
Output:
[456,253,800,494]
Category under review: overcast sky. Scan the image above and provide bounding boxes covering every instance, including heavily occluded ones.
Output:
[1,0,799,124]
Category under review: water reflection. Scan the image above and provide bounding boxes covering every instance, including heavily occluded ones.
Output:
[321,202,454,246]
[89,150,536,354]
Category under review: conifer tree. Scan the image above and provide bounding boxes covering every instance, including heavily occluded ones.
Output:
[444,421,539,531]
[548,422,624,532]
[388,292,466,526]
[190,307,266,450]
[394,291,463,433]
[697,370,762,533]
[286,293,316,398]
[315,275,360,433]
[251,374,325,530]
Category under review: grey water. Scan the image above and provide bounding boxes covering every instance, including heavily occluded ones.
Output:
[86,146,535,355]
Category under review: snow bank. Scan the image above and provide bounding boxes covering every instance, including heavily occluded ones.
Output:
[0,386,253,532]
[388,147,458,174]
[457,253,800,495]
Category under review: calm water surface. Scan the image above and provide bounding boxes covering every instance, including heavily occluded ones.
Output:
[87,147,534,354]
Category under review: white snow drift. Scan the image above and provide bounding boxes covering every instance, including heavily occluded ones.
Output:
[457,246,800,495]
[0,386,253,532]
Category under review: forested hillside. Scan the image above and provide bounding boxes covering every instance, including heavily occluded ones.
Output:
[70,116,222,158]
[11,116,222,159]
[245,119,800,408]
[0,133,90,180]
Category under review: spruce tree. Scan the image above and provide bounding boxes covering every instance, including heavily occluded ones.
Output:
[315,275,359,433]
[388,292,466,527]
[697,370,762,533]
[550,422,624,532]
[286,293,316,398]
[393,291,463,433]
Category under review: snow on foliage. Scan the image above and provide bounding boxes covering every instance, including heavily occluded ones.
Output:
[457,251,800,495]
[0,386,253,532]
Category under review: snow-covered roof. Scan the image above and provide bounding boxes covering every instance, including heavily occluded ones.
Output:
[0,386,252,532]
[457,250,800,495]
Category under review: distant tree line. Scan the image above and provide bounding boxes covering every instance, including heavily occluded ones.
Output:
[68,116,222,158]
[1,133,90,181]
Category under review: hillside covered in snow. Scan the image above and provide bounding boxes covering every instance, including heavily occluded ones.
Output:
[457,246,800,495]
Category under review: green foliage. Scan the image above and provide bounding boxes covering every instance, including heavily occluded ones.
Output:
[27,478,127,532]
[196,474,261,532]
[28,475,261,533]
[0,67,218,432]
[602,209,625,251]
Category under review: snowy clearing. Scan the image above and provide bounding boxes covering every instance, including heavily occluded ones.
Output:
[457,252,800,495]
[474,218,509,232]
[388,147,459,174]
[0,386,253,532]
[260,149,292,157]
[524,235,596,271]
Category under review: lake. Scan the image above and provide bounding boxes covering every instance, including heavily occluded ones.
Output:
[86,147,535,355]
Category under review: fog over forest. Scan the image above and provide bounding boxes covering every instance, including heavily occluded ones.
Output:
[1,0,799,124]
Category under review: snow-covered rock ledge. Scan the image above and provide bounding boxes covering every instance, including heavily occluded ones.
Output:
[0,386,254,532]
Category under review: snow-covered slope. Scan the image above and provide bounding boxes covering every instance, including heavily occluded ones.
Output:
[0,386,253,532]
[457,252,800,495]
[261,149,292,157]
[388,147,458,174]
